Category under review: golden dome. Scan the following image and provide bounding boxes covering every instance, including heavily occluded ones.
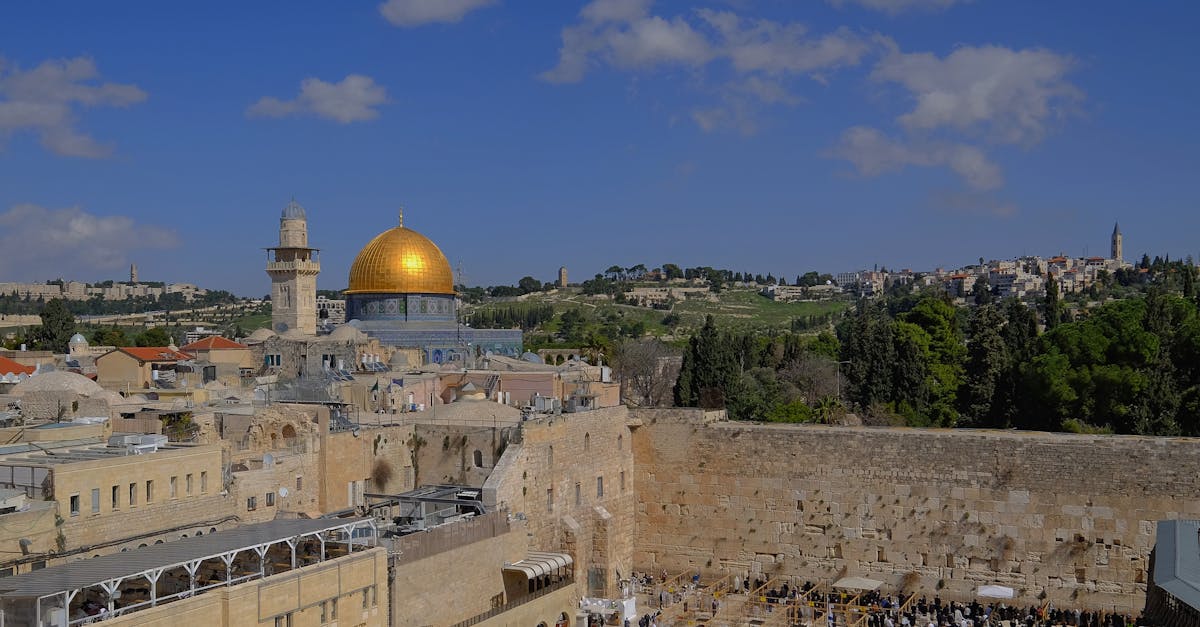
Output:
[346,222,455,295]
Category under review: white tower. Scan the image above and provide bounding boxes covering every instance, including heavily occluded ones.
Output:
[266,200,320,335]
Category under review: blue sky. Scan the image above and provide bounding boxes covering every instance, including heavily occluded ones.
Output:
[0,0,1197,296]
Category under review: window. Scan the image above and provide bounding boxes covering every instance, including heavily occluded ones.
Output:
[266,491,275,507]
[547,488,554,512]
[69,494,80,516]
[320,601,328,623]
[145,480,154,503]
[296,476,302,491]
[186,474,193,495]
[201,471,208,493]
[91,488,100,514]
[330,598,337,620]
[111,485,120,509]
[266,354,282,367]
[618,433,623,450]
[247,496,257,511]
[473,449,483,468]
[169,476,177,498]
[362,588,370,610]
[584,432,590,452]
[596,477,604,498]
[620,471,626,492]
[129,483,137,506]
[371,585,377,607]
[574,482,581,506]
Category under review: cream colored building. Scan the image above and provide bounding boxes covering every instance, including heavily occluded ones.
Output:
[0,518,384,627]
[95,347,195,391]
[180,336,254,386]
[0,438,226,556]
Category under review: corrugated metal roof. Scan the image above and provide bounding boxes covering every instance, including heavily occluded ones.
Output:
[0,517,372,599]
[1154,520,1200,610]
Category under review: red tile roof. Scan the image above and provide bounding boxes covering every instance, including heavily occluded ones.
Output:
[113,347,193,362]
[0,356,35,375]
[181,336,248,351]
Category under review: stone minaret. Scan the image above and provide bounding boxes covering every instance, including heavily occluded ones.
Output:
[130,263,138,284]
[266,200,320,335]
[1111,222,1123,262]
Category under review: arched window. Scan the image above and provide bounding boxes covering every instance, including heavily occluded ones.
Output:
[618,433,623,451]
[584,433,590,452]
[473,449,484,468]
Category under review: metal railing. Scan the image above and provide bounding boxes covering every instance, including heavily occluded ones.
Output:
[448,576,575,627]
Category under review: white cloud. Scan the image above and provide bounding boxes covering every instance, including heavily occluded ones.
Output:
[696,11,871,75]
[0,56,146,158]
[828,43,1080,192]
[0,204,180,277]
[248,75,388,124]
[827,0,967,15]
[379,0,497,27]
[830,126,1003,190]
[872,44,1082,145]
[541,1,871,83]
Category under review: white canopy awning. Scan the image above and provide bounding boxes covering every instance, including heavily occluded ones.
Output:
[833,576,884,591]
[977,585,1014,599]
[503,551,573,579]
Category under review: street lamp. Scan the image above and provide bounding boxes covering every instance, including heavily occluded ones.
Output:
[835,360,852,401]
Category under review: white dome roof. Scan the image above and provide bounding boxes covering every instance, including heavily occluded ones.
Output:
[247,328,276,342]
[328,325,366,342]
[11,370,104,396]
[69,333,88,345]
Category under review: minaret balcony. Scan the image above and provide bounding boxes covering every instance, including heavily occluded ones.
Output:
[267,260,321,275]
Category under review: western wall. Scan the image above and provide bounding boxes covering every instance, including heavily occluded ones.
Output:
[631,408,1200,612]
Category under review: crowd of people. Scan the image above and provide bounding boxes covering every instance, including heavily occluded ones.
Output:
[623,571,1145,627]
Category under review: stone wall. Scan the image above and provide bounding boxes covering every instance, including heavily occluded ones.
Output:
[632,409,1200,612]
[390,520,527,627]
[414,422,515,487]
[483,405,636,598]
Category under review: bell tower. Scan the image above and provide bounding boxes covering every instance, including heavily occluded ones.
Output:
[1111,222,1123,262]
[266,200,320,335]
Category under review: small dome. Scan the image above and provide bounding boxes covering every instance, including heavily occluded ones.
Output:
[281,200,307,220]
[69,334,88,346]
[328,325,366,342]
[247,328,276,342]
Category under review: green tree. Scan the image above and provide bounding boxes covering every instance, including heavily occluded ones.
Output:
[93,326,130,347]
[1043,274,1062,330]
[674,315,739,410]
[972,277,993,306]
[959,305,1008,425]
[30,298,76,352]
[840,303,896,409]
[135,326,172,347]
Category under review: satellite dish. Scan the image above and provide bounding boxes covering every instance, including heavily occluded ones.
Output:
[279,487,289,498]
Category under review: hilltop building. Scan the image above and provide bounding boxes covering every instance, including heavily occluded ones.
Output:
[558,266,568,288]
